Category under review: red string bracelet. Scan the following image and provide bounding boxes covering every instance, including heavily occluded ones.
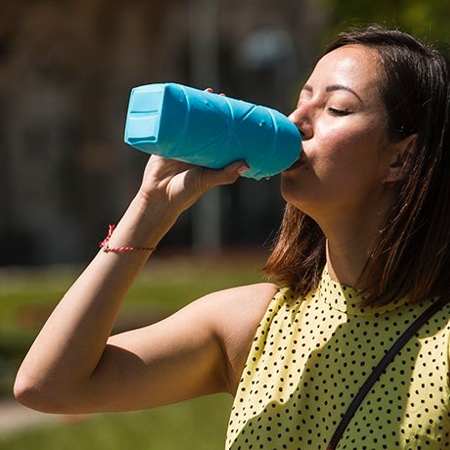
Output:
[99,224,156,253]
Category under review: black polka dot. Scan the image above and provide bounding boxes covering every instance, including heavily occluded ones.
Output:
[226,269,450,449]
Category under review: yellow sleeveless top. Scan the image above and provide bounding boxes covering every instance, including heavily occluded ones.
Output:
[226,269,450,449]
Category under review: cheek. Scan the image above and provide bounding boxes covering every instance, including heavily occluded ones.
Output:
[312,148,388,204]
[315,124,382,175]
[312,132,362,179]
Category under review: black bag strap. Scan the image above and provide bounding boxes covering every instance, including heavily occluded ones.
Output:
[326,295,449,450]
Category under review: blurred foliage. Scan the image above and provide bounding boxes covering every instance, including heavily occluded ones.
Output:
[320,0,450,51]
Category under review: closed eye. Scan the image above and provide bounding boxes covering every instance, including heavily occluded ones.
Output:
[328,107,352,116]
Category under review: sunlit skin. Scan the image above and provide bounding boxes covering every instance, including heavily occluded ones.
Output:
[281,45,413,286]
[13,43,416,418]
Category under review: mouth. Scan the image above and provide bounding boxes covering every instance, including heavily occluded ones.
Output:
[284,159,304,172]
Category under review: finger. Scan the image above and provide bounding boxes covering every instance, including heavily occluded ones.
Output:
[205,162,249,188]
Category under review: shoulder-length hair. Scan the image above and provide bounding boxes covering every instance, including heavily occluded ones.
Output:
[263,25,450,306]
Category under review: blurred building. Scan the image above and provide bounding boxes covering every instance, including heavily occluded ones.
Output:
[0,0,328,265]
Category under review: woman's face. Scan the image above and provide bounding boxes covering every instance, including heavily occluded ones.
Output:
[281,44,400,222]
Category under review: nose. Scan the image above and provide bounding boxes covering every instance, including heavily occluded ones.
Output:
[288,104,313,140]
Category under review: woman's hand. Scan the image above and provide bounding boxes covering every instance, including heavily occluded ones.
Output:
[138,154,248,216]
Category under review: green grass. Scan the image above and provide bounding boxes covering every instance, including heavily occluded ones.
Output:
[0,395,233,449]
[0,252,265,449]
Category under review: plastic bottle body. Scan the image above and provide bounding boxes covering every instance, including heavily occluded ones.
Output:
[124,83,301,180]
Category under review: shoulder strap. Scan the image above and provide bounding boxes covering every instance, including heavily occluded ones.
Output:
[326,295,449,450]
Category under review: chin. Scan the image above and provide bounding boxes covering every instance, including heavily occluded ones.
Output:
[280,179,318,214]
[280,181,302,205]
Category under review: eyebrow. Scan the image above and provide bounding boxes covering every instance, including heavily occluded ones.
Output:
[303,84,363,102]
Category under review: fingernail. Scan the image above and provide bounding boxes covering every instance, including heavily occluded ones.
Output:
[237,164,249,174]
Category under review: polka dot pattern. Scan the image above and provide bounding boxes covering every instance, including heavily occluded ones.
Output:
[226,269,450,449]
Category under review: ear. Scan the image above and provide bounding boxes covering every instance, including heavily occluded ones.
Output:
[383,134,417,183]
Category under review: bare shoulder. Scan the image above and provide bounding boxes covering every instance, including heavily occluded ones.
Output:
[196,282,279,330]
[195,282,280,394]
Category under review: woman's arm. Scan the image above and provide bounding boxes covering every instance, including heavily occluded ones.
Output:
[14,155,268,414]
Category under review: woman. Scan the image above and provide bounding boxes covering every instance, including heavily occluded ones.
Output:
[15,25,450,448]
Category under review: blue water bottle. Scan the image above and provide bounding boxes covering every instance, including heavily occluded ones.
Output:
[124,83,301,180]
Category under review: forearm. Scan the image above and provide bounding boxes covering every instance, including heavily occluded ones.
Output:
[14,192,178,408]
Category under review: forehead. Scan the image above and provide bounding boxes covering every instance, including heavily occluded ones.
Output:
[308,45,383,98]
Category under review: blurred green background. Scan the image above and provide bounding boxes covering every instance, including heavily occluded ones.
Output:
[0,254,263,448]
[1,0,449,448]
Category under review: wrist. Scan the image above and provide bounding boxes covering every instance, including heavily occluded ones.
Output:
[105,191,179,251]
[100,225,156,253]
[135,188,181,229]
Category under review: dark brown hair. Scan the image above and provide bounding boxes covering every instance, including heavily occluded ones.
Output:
[263,25,450,306]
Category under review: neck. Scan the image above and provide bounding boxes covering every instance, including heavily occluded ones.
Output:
[321,209,387,287]
[302,186,397,287]
[325,239,369,287]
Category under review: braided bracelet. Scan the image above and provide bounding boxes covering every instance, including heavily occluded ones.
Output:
[99,224,156,253]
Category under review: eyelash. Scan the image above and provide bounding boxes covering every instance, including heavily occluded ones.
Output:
[294,101,353,116]
[328,107,352,116]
